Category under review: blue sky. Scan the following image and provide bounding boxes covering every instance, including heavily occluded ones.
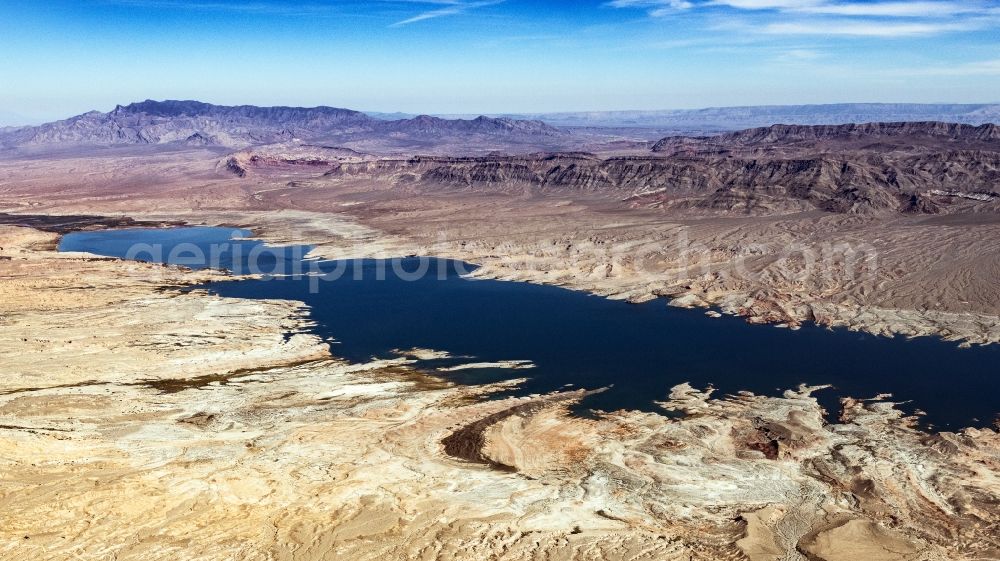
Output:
[0,0,998,124]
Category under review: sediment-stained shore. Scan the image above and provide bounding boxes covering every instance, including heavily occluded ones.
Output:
[1,223,997,560]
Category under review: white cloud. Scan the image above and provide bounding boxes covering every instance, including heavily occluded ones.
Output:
[609,0,999,37]
[713,1,826,9]
[650,1,695,15]
[764,20,978,36]
[793,2,969,17]
[608,0,695,12]
[776,48,824,60]
[614,0,994,17]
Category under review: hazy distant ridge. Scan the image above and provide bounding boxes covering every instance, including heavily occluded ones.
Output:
[477,103,1000,129]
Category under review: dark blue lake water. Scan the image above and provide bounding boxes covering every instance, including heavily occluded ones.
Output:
[60,227,1000,430]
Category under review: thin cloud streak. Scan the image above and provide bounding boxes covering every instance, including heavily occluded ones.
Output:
[103,0,505,23]
[901,58,1000,76]
[390,0,504,27]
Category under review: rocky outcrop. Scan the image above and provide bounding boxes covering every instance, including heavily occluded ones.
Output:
[223,143,369,177]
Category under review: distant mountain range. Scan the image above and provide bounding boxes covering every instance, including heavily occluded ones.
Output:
[0,100,562,150]
[2,100,998,153]
[428,103,1000,129]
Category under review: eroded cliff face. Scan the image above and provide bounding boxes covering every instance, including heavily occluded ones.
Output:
[0,224,997,561]
[311,151,1000,216]
[651,122,1000,153]
[223,122,981,217]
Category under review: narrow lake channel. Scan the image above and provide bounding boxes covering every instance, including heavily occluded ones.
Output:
[60,226,1000,430]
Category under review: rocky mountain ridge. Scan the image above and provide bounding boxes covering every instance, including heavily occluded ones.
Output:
[0,100,563,150]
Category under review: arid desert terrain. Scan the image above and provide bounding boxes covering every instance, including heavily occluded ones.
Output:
[0,101,998,560]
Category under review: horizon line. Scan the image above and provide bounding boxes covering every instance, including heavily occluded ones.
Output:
[4,99,998,128]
